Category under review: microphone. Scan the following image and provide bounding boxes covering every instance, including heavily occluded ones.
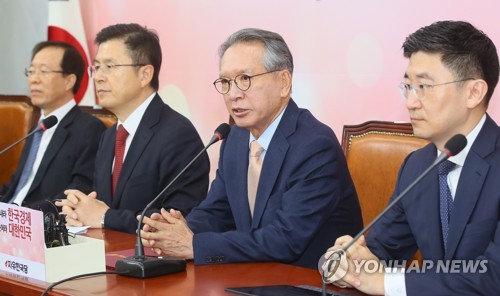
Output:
[0,115,58,157]
[115,123,231,278]
[321,134,467,286]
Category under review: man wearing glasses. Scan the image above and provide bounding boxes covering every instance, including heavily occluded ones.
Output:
[0,41,105,212]
[323,21,500,295]
[56,24,209,234]
[139,28,363,269]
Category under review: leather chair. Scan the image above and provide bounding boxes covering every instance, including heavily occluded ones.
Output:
[80,106,117,128]
[342,121,429,263]
[341,121,429,227]
[0,100,34,186]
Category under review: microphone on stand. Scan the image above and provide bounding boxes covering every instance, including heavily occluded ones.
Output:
[115,123,231,278]
[320,134,467,293]
[0,115,58,157]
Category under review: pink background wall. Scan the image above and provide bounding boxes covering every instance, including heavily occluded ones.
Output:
[78,0,500,176]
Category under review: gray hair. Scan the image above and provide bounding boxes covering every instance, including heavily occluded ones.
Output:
[218,28,294,75]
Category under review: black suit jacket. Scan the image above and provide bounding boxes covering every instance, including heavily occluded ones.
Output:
[0,106,106,210]
[95,94,210,233]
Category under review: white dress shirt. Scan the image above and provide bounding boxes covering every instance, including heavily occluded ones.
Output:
[111,92,155,171]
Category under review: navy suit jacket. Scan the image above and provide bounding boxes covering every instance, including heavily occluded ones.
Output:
[367,115,500,295]
[95,94,210,233]
[0,106,105,209]
[187,100,363,269]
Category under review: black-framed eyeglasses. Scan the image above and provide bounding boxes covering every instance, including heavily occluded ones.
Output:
[213,69,282,95]
[398,78,475,99]
[88,64,146,78]
[25,68,65,78]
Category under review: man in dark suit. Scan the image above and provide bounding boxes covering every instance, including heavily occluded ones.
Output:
[139,28,363,269]
[323,21,500,295]
[0,41,105,210]
[57,24,209,234]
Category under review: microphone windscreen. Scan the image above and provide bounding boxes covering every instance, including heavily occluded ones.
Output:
[444,134,467,156]
[214,123,231,140]
[40,115,58,131]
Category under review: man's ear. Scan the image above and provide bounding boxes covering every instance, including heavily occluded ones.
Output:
[139,65,154,87]
[466,79,488,109]
[65,73,77,92]
[279,70,292,97]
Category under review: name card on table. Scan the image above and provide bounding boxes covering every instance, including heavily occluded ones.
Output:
[0,202,105,282]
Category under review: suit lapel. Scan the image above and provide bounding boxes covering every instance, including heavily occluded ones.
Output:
[111,95,160,207]
[28,107,77,194]
[99,127,116,205]
[229,128,253,230]
[5,131,34,198]
[251,100,298,228]
[402,144,446,259]
[446,116,497,259]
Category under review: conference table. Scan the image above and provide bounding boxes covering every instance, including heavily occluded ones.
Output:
[0,229,365,295]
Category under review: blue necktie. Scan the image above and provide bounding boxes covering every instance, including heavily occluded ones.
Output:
[439,160,456,253]
[11,129,43,201]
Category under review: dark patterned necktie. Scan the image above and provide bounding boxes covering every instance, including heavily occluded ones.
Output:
[438,160,456,253]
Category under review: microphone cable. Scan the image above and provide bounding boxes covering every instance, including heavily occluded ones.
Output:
[40,270,130,296]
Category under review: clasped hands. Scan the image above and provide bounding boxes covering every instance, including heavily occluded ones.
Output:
[55,189,109,228]
[138,208,194,260]
[321,235,385,295]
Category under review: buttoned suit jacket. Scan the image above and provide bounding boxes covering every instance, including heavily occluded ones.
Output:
[187,99,363,269]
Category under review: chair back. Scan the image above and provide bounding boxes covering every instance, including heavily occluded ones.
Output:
[342,121,429,226]
[0,100,34,185]
[79,106,117,128]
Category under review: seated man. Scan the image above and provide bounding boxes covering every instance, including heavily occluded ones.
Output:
[323,20,500,295]
[140,28,363,269]
[0,41,105,210]
[56,24,210,233]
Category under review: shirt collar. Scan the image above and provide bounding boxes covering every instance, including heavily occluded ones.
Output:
[40,99,76,125]
[117,92,156,135]
[439,114,486,167]
[249,104,288,151]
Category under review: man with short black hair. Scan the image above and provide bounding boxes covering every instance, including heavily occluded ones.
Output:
[57,24,209,234]
[323,20,500,295]
[0,41,105,209]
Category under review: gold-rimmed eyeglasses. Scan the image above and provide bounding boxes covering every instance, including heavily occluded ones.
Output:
[398,78,475,99]
[213,69,281,95]
[88,63,146,78]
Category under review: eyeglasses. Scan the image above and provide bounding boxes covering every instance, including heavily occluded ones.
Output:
[25,68,65,78]
[398,78,475,99]
[213,70,281,95]
[88,64,146,78]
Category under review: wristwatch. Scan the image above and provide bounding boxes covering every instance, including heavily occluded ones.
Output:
[100,211,107,228]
